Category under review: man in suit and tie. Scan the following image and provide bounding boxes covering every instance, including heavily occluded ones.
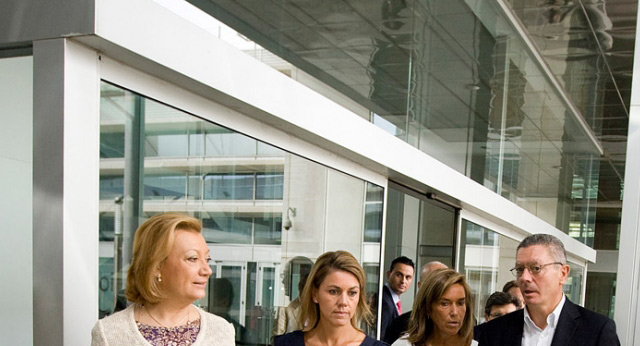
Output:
[475,233,620,346]
[380,256,414,341]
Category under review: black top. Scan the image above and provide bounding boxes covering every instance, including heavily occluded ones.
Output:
[274,330,388,346]
[383,310,411,344]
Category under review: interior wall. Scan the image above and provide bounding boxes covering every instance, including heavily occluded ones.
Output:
[0,55,33,345]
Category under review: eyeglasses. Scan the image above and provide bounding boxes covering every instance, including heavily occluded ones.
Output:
[510,262,563,277]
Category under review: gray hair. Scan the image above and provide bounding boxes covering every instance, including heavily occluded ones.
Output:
[517,234,567,264]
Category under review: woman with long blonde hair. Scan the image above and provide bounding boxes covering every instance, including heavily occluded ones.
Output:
[274,250,386,346]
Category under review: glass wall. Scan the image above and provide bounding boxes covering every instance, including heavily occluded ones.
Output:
[564,261,584,304]
[459,220,519,323]
[189,0,600,241]
[98,82,384,344]
[384,183,457,311]
[0,54,33,345]
[586,272,616,318]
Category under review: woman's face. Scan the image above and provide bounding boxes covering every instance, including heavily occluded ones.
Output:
[430,283,467,337]
[313,270,360,328]
[159,229,212,304]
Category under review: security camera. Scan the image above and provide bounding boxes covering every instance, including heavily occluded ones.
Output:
[283,219,292,231]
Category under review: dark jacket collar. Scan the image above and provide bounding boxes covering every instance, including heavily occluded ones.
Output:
[550,298,580,346]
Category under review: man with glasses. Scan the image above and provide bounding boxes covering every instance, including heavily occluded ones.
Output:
[475,234,619,346]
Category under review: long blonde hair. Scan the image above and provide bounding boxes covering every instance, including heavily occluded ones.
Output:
[298,251,373,331]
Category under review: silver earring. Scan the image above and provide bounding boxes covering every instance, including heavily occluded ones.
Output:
[157,274,162,282]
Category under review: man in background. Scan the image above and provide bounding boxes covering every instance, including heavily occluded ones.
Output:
[484,291,521,322]
[380,256,415,341]
[503,279,524,308]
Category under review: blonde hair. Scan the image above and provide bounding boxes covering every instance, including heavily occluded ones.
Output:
[299,251,373,331]
[406,269,473,345]
[125,213,202,304]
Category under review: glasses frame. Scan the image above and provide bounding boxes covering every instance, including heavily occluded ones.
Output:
[510,262,564,277]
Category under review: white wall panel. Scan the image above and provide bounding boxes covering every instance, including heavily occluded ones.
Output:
[0,56,33,346]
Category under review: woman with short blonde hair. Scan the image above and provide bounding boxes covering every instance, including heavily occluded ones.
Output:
[91,213,235,346]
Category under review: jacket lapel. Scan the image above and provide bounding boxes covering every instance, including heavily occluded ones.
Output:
[510,310,525,346]
[550,299,580,346]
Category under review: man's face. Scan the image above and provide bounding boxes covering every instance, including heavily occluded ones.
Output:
[387,263,414,295]
[515,245,569,310]
[507,286,524,308]
[485,303,517,321]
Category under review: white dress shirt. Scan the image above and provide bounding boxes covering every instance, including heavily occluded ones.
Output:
[522,294,566,346]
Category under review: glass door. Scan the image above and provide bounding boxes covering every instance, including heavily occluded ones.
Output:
[384,182,457,313]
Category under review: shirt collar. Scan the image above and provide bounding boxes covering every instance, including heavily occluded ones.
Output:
[523,294,566,331]
[385,283,401,304]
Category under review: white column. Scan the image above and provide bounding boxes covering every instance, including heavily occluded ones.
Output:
[614,6,640,345]
[33,38,100,346]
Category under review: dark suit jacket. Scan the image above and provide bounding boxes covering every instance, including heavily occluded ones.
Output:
[383,310,410,344]
[380,285,399,341]
[474,298,620,346]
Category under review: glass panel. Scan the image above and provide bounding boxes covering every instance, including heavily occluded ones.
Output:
[586,272,616,318]
[100,175,124,200]
[189,0,602,239]
[459,219,520,323]
[98,82,384,344]
[204,174,254,200]
[0,55,33,345]
[256,173,284,200]
[144,175,186,199]
[384,184,457,316]
[363,264,380,337]
[98,257,116,318]
[364,183,384,243]
[202,214,253,244]
[262,267,276,311]
[253,215,282,245]
[564,262,584,304]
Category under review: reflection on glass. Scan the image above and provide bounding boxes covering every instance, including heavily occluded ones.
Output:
[563,262,584,304]
[193,0,600,239]
[384,184,457,314]
[586,272,616,318]
[98,82,384,344]
[460,219,519,323]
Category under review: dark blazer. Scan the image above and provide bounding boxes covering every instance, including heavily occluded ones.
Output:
[380,285,399,341]
[273,330,388,346]
[474,298,620,346]
[383,310,410,344]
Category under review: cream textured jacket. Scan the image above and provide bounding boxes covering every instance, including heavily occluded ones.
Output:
[91,304,235,346]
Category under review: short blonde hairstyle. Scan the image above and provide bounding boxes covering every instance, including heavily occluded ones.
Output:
[406,269,473,346]
[125,213,202,304]
[299,251,372,331]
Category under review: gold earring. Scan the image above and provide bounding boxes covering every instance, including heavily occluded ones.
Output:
[157,274,162,282]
